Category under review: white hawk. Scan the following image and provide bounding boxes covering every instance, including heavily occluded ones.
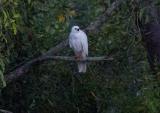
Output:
[69,26,88,73]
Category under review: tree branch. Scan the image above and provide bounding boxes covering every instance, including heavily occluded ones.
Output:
[43,56,113,61]
[0,109,13,113]
[5,56,113,83]
[5,0,122,84]
[85,0,123,33]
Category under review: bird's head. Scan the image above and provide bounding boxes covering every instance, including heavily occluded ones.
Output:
[71,26,80,33]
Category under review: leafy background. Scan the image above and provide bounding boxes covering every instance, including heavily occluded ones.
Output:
[0,0,160,113]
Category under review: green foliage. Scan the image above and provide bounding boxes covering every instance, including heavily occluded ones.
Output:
[0,0,22,88]
[0,0,160,113]
[0,58,6,88]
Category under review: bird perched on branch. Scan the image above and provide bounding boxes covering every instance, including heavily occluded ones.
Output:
[69,26,88,73]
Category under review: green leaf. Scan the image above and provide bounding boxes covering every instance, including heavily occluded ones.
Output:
[13,13,20,19]
[0,59,5,72]
[0,59,6,88]
[28,0,31,4]
[2,10,7,23]
[0,70,6,88]
[12,22,17,35]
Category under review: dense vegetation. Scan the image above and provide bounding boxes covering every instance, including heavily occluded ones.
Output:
[0,0,160,113]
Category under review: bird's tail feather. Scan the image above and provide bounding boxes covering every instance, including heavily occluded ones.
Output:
[78,62,87,73]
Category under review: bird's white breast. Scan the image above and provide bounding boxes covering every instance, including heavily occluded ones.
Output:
[69,30,88,55]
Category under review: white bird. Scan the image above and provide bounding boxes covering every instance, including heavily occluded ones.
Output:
[69,26,88,73]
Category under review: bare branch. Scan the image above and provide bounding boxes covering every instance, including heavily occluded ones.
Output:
[5,56,113,83]
[44,56,113,61]
[0,109,13,113]
[44,40,69,56]
[85,0,123,33]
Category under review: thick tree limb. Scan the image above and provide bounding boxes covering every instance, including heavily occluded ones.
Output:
[5,56,113,83]
[44,56,114,61]
[85,0,123,33]
[0,109,13,113]
[5,0,122,83]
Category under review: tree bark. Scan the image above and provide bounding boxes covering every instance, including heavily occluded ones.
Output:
[0,109,13,113]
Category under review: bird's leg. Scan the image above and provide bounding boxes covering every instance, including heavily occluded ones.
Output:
[75,51,82,60]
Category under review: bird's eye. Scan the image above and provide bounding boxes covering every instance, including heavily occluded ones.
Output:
[75,28,79,31]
